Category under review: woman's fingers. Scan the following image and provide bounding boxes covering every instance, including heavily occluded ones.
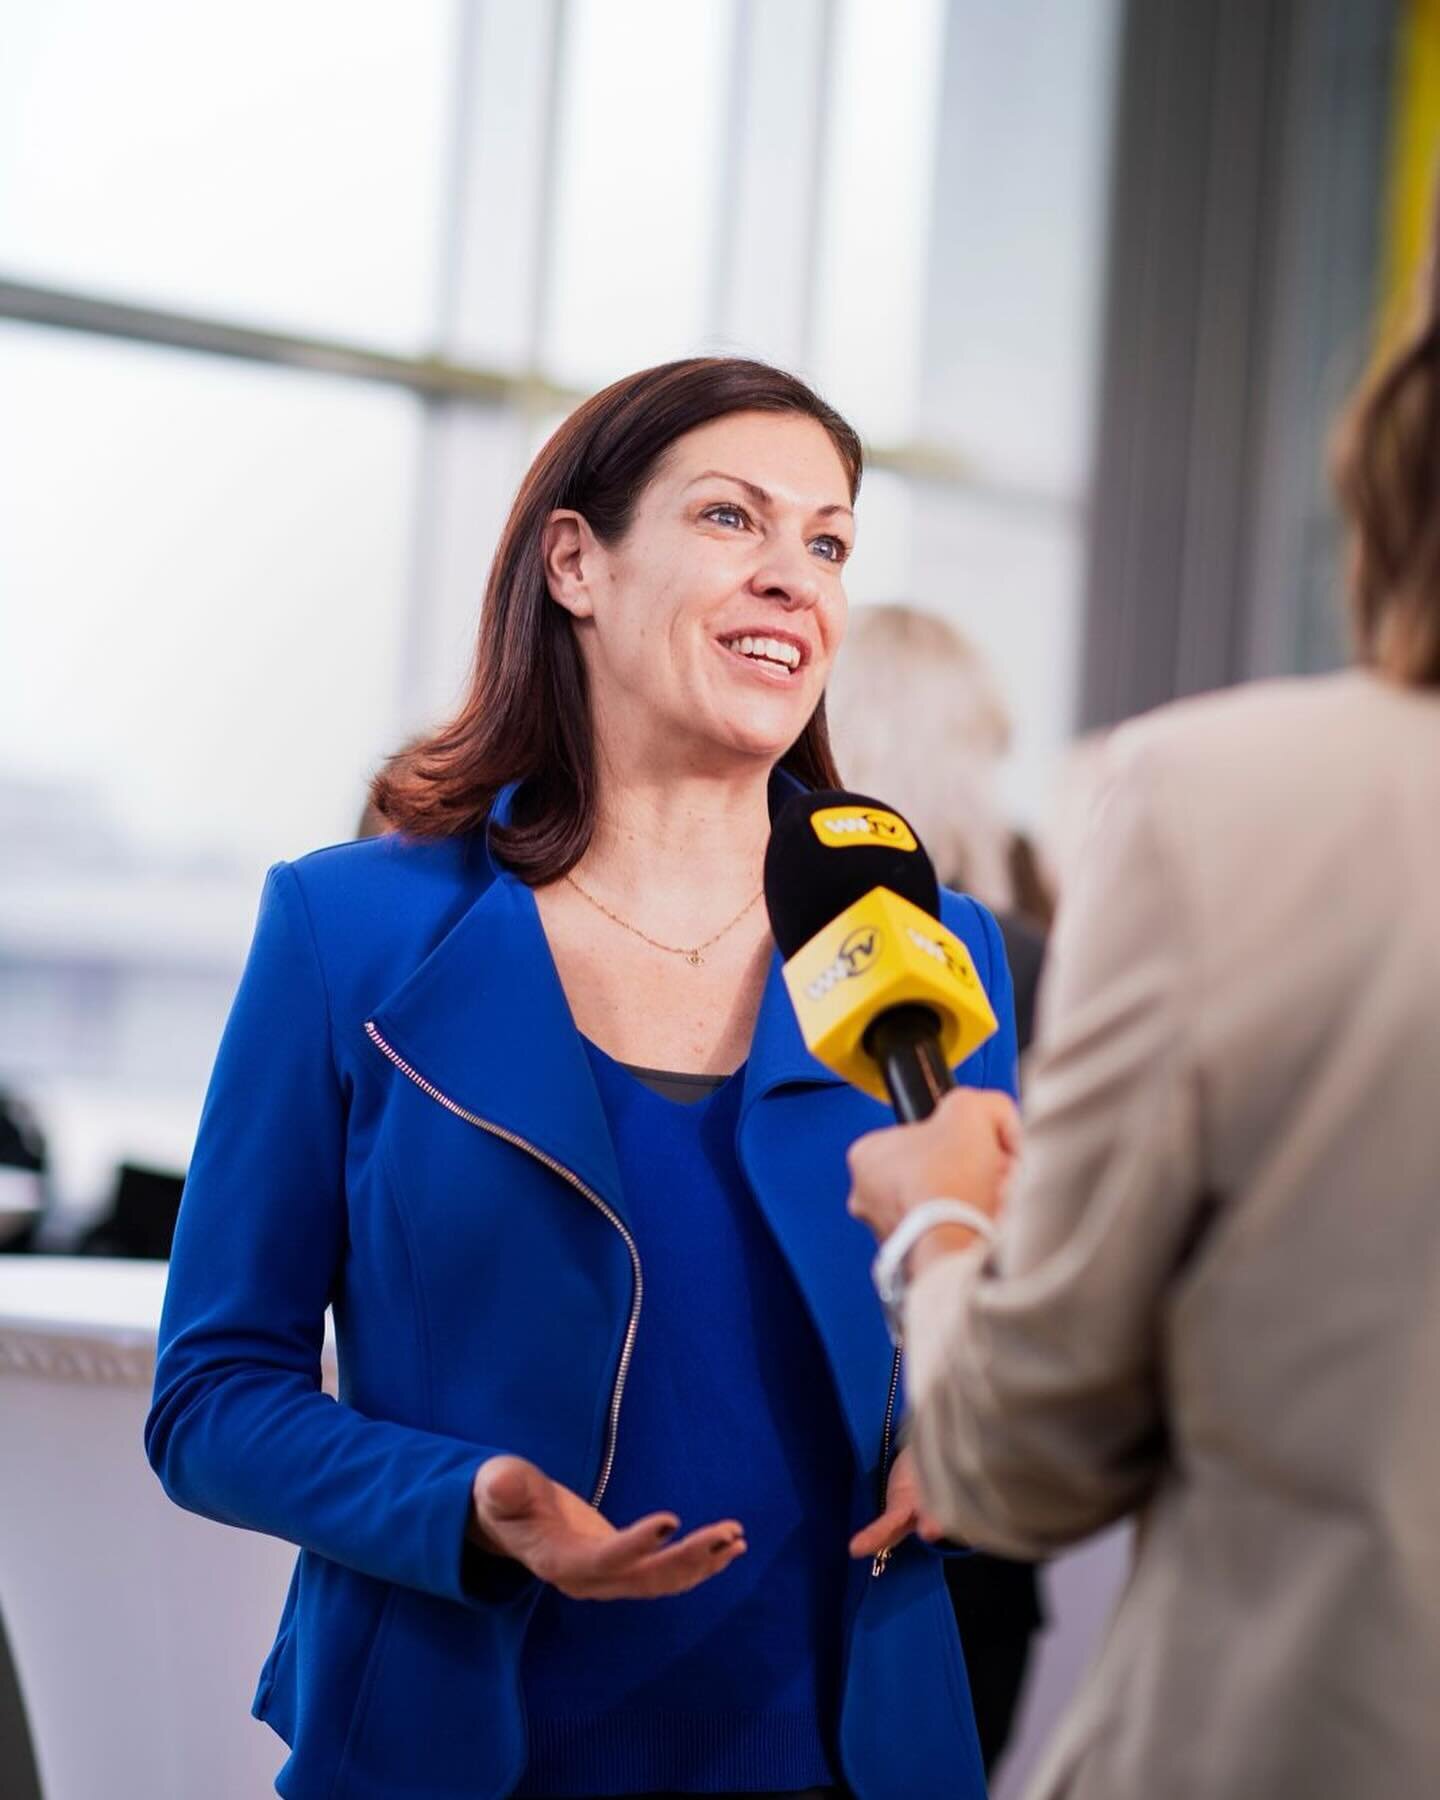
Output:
[984,1090,1023,1158]
[474,1455,749,1599]
[469,1454,559,1556]
[553,1518,747,1600]
[595,1516,745,1587]
[600,1523,748,1598]
[588,1508,685,1567]
[474,1454,547,1524]
[848,1501,917,1560]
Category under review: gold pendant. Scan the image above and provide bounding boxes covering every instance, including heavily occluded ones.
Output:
[686,950,703,966]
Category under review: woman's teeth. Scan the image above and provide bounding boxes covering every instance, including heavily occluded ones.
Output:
[722,634,802,671]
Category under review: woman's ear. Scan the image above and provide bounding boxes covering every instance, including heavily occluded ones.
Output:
[542,509,598,619]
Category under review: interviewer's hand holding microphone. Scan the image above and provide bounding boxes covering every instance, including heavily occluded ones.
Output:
[846,1088,1021,1272]
[762,790,1020,1561]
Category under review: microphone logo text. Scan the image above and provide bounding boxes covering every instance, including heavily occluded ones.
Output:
[808,807,919,853]
[804,927,884,1001]
[905,926,974,986]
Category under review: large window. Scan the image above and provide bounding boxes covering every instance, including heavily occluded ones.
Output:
[0,2,454,347]
[1,0,1120,1226]
[0,325,421,866]
[543,0,739,386]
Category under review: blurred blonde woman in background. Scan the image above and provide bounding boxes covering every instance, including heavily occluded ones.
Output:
[827,603,1049,1055]
[826,605,1016,912]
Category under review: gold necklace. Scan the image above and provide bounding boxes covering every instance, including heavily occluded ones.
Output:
[563,872,764,966]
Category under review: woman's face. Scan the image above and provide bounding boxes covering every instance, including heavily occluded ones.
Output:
[545,410,854,771]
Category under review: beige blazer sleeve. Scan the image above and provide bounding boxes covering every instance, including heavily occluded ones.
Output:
[905,733,1210,1558]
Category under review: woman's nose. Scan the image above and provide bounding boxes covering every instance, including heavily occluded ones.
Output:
[750,544,824,611]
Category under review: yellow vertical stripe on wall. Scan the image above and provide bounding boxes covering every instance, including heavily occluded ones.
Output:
[1380,0,1440,345]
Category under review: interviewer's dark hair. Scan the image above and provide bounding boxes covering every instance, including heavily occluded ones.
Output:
[1332,175,1440,687]
[370,357,860,880]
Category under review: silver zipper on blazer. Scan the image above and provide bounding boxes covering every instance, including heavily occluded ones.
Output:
[369,1020,900,1562]
[871,1344,903,1577]
[364,1020,642,1508]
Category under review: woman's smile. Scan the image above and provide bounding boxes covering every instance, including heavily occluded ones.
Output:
[713,627,809,683]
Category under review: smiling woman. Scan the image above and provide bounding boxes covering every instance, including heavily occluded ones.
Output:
[145,355,1018,1800]
[371,358,859,878]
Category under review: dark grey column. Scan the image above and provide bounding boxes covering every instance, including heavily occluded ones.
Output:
[1080,0,1399,731]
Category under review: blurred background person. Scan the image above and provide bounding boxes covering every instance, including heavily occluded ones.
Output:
[827,601,1046,1774]
[2,3,1437,1798]
[827,604,1015,911]
[847,166,1440,1800]
[828,602,1049,1037]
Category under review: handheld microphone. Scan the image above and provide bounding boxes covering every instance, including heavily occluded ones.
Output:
[763,790,998,1122]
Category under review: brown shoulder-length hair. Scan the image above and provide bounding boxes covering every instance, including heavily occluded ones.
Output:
[1332,175,1440,687]
[370,357,861,881]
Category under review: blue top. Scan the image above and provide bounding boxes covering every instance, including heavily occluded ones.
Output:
[516,1042,853,1795]
[145,773,1016,1800]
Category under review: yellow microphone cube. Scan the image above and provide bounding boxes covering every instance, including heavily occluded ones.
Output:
[780,885,999,1101]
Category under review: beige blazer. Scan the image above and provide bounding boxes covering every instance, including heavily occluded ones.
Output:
[906,671,1440,1800]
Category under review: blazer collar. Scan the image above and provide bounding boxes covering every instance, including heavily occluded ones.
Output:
[740,942,846,1117]
[369,794,624,1216]
[368,772,842,1208]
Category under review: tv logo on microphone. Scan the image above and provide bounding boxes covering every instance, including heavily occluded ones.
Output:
[804,926,884,1001]
[809,807,918,853]
[906,926,976,987]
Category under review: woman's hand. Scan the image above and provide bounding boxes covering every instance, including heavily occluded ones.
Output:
[470,1455,747,1600]
[848,1447,943,1562]
[846,1088,1021,1244]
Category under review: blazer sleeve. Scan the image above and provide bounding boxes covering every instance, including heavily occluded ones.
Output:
[144,863,517,1609]
[974,900,1020,1102]
[904,736,1207,1558]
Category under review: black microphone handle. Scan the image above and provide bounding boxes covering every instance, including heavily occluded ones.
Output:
[862,1003,955,1124]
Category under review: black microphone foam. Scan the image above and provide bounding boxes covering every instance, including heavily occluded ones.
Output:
[764,789,940,956]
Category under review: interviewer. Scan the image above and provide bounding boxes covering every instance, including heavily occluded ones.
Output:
[846,198,1440,1798]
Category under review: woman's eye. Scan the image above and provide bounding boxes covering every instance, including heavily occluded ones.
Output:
[703,503,748,529]
[810,535,848,564]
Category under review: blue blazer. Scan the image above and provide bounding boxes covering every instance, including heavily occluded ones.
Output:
[146,778,1019,1800]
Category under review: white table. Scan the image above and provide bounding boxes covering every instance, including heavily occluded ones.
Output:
[0,1258,334,1800]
